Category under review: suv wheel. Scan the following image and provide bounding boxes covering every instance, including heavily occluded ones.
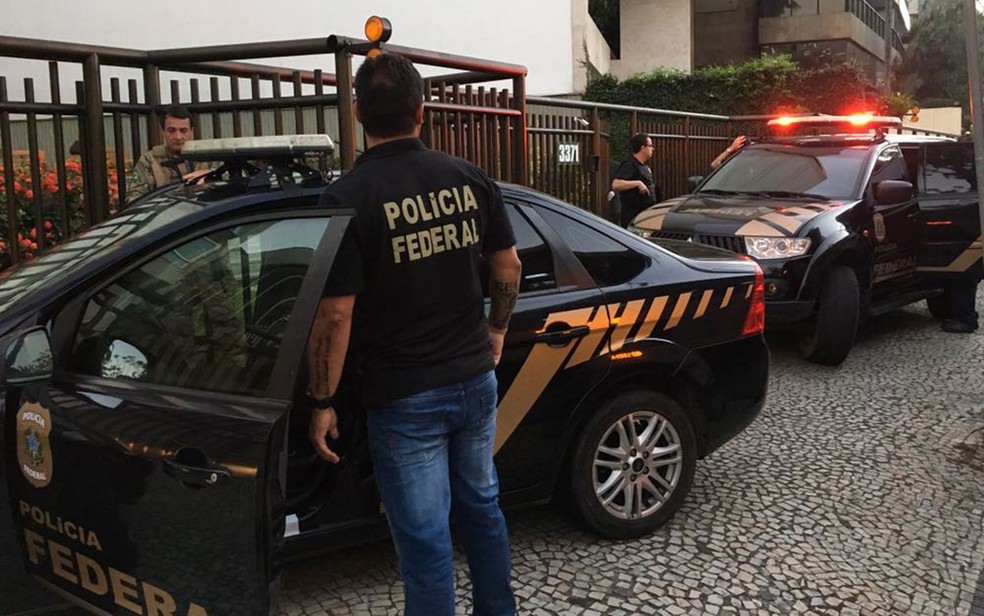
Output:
[569,391,696,539]
[799,265,859,366]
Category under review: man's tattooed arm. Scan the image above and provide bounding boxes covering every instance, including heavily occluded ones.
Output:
[487,246,522,333]
[489,279,519,332]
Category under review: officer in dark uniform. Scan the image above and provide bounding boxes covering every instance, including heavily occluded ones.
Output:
[306,53,521,616]
[612,133,659,227]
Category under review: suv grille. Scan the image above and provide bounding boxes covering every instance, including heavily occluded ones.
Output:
[652,232,747,254]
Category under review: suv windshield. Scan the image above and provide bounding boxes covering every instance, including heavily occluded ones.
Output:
[701,145,869,200]
[0,200,201,314]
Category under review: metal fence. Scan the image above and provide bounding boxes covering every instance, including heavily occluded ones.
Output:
[0,31,962,268]
[0,31,527,267]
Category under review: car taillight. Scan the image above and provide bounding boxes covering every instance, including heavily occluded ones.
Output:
[742,264,765,336]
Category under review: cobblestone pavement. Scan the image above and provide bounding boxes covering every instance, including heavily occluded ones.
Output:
[277,298,984,616]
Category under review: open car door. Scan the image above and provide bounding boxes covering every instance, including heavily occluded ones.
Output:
[3,213,347,615]
[912,141,983,280]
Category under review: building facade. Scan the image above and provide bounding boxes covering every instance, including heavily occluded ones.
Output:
[693,0,910,83]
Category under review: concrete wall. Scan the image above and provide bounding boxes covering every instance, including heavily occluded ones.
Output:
[904,107,962,136]
[694,0,759,68]
[759,12,887,61]
[613,0,693,78]
[570,0,613,93]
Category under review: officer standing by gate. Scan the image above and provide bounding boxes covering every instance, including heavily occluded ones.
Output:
[612,133,658,227]
[126,105,212,204]
[306,52,522,616]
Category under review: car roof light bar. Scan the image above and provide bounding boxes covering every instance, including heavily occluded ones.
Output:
[182,134,335,161]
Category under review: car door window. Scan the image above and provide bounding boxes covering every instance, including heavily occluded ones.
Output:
[67,217,328,395]
[536,208,646,286]
[482,204,556,295]
[868,146,909,188]
[924,144,975,194]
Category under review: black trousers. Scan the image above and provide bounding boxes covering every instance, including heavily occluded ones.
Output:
[947,271,980,326]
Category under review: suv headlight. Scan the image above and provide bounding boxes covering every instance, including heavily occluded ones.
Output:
[744,237,812,259]
[628,225,652,238]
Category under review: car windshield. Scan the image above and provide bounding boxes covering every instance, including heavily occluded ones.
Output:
[0,200,202,314]
[700,145,870,200]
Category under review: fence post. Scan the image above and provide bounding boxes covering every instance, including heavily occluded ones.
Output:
[143,65,161,147]
[0,77,20,264]
[629,111,638,139]
[83,54,109,224]
[336,50,356,170]
[591,106,603,216]
[683,116,691,182]
[512,74,527,185]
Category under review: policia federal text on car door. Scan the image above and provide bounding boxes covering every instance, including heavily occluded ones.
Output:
[2,207,348,615]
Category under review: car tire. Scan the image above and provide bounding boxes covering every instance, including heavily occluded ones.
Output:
[569,390,697,539]
[798,265,859,366]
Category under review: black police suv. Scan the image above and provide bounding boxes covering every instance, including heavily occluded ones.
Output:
[1,136,768,615]
[630,116,982,366]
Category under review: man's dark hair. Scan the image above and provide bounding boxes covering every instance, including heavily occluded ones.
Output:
[159,104,194,129]
[354,53,424,138]
[630,133,650,154]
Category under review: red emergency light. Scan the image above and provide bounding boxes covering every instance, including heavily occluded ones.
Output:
[767,114,901,135]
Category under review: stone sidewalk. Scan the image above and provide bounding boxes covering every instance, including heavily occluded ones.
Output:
[277,298,984,615]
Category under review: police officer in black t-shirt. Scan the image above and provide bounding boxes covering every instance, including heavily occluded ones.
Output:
[306,53,521,616]
[612,133,658,227]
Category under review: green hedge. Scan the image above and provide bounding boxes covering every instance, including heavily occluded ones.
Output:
[584,55,882,117]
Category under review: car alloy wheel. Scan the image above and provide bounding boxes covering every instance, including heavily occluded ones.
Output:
[593,410,683,520]
[569,391,696,539]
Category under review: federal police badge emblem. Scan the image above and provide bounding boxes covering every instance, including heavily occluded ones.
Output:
[873,213,887,243]
[16,402,53,488]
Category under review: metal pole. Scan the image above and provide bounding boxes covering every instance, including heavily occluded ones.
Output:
[83,54,109,224]
[143,65,161,147]
[335,50,356,170]
[963,0,984,242]
[883,0,895,96]
[512,74,527,185]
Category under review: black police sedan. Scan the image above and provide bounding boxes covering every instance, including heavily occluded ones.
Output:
[1,136,768,615]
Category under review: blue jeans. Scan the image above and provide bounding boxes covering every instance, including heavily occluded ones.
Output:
[367,370,516,616]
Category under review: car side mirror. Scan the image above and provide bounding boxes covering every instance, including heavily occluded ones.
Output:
[2,327,53,385]
[874,180,913,205]
[687,176,704,192]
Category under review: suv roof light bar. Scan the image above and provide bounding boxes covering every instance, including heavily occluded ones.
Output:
[182,134,335,161]
[767,114,902,137]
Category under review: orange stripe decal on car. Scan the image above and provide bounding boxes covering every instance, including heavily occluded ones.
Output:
[495,306,608,452]
[693,289,713,319]
[607,300,646,354]
[721,286,734,309]
[664,292,692,330]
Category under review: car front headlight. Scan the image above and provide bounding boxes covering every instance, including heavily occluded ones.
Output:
[628,225,652,238]
[743,236,812,259]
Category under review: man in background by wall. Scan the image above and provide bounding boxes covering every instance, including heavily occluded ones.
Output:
[126,104,212,204]
[612,133,658,227]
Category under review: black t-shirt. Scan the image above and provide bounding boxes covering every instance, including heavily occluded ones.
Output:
[615,157,657,226]
[320,138,516,407]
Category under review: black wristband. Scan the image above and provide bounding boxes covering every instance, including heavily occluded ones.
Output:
[308,391,336,410]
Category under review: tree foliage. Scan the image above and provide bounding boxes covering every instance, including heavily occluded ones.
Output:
[894,0,980,109]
